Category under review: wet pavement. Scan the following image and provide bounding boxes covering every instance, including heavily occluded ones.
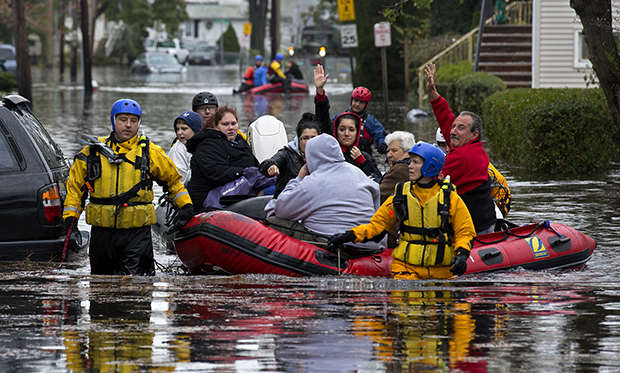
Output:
[0,64,619,372]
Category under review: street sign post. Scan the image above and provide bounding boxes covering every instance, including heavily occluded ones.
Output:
[340,24,358,48]
[340,23,358,87]
[374,21,391,123]
[337,0,356,22]
[374,21,391,47]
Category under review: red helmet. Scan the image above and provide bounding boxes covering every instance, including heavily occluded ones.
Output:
[351,86,371,102]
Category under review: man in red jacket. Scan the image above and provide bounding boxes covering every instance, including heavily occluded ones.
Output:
[425,63,496,234]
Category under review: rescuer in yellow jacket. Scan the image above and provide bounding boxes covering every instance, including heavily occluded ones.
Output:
[62,98,194,276]
[328,142,476,279]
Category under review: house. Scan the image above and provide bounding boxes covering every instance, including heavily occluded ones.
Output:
[531,0,613,88]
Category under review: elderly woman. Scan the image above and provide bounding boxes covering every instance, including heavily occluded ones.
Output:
[186,106,260,207]
[379,131,415,248]
[379,131,416,203]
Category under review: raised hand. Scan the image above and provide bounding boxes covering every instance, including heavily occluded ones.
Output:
[313,64,329,95]
[424,63,440,101]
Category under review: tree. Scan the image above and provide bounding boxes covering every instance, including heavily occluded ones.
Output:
[571,0,620,131]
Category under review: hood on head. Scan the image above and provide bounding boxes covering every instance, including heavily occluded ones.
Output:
[174,111,203,134]
[333,112,362,150]
[305,134,345,173]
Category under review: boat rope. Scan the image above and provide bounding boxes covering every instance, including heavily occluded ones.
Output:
[473,220,546,245]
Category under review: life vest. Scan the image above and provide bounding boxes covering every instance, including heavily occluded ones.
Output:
[391,180,455,267]
[243,66,255,85]
[488,165,511,217]
[75,135,156,229]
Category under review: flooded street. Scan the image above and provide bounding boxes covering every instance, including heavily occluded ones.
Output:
[1,64,620,372]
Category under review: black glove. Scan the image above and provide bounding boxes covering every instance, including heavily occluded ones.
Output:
[450,249,469,276]
[376,142,388,154]
[167,204,195,235]
[63,217,82,253]
[327,230,356,246]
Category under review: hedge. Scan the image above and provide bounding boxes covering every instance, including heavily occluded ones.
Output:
[0,72,16,93]
[451,72,506,114]
[482,88,617,174]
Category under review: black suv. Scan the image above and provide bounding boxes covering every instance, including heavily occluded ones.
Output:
[0,95,73,261]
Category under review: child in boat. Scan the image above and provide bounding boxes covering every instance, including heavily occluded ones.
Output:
[328,142,476,279]
[168,111,202,185]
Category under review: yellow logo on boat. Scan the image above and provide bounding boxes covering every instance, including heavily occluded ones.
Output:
[524,236,549,259]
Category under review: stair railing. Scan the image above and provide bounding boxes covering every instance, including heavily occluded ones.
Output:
[416,0,532,108]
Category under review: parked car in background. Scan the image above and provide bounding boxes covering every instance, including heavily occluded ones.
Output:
[188,43,217,65]
[144,38,190,64]
[130,52,187,74]
[0,44,17,80]
[0,95,86,261]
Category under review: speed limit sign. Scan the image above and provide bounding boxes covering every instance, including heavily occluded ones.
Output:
[340,24,358,48]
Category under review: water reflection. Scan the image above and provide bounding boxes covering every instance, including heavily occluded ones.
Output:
[1,65,619,372]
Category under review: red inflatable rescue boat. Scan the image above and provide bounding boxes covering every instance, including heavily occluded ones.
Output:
[248,81,309,95]
[174,211,596,277]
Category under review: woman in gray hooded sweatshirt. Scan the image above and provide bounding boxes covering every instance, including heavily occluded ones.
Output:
[266,133,386,252]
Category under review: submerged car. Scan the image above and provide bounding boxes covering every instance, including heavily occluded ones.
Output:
[130,52,187,74]
[0,44,17,80]
[188,43,217,65]
[0,95,84,261]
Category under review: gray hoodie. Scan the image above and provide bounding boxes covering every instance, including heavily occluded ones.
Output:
[271,134,383,249]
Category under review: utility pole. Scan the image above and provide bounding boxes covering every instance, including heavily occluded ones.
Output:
[80,0,92,95]
[11,0,32,101]
[270,0,280,60]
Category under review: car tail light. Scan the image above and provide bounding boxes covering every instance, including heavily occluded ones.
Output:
[40,184,62,225]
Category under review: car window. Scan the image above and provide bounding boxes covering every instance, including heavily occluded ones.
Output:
[15,110,65,169]
[0,133,15,170]
[148,54,178,65]
[157,41,175,48]
[0,47,15,60]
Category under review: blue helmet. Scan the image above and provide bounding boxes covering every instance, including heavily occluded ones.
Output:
[110,98,142,129]
[408,142,445,177]
[255,55,263,62]
[275,53,284,61]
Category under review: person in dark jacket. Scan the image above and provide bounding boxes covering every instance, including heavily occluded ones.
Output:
[285,60,304,80]
[259,113,322,198]
[312,67,382,183]
[379,131,415,248]
[313,64,387,154]
[186,106,259,207]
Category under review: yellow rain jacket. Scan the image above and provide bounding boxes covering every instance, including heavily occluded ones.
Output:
[63,134,191,229]
[488,162,511,218]
[350,180,476,280]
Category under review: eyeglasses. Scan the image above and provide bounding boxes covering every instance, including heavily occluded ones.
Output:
[197,105,217,113]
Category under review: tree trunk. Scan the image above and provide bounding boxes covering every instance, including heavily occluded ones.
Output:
[81,0,92,95]
[571,0,620,131]
[11,0,32,101]
[59,0,66,78]
[71,0,78,82]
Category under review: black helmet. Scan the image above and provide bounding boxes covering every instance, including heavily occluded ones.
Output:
[192,91,218,111]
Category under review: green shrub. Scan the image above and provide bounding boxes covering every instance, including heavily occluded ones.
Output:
[451,72,506,114]
[0,72,16,92]
[482,88,617,174]
[436,61,473,83]
[217,24,240,53]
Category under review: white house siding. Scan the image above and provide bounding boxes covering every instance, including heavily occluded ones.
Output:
[184,0,248,46]
[532,0,593,88]
[533,0,620,88]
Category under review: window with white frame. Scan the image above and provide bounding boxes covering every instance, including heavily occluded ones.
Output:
[574,30,591,68]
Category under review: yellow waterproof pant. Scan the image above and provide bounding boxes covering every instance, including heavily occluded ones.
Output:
[390,259,456,280]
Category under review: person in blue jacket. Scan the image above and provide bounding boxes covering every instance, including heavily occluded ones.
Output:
[313,64,388,155]
[253,63,269,87]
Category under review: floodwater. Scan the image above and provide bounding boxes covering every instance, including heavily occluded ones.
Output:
[1,63,619,372]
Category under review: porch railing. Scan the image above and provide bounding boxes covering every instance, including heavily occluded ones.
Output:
[416,0,532,108]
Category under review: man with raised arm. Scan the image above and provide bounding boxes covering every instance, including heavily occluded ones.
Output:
[425,63,496,234]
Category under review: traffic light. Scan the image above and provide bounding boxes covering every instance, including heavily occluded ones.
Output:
[288,46,295,56]
[319,46,326,57]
